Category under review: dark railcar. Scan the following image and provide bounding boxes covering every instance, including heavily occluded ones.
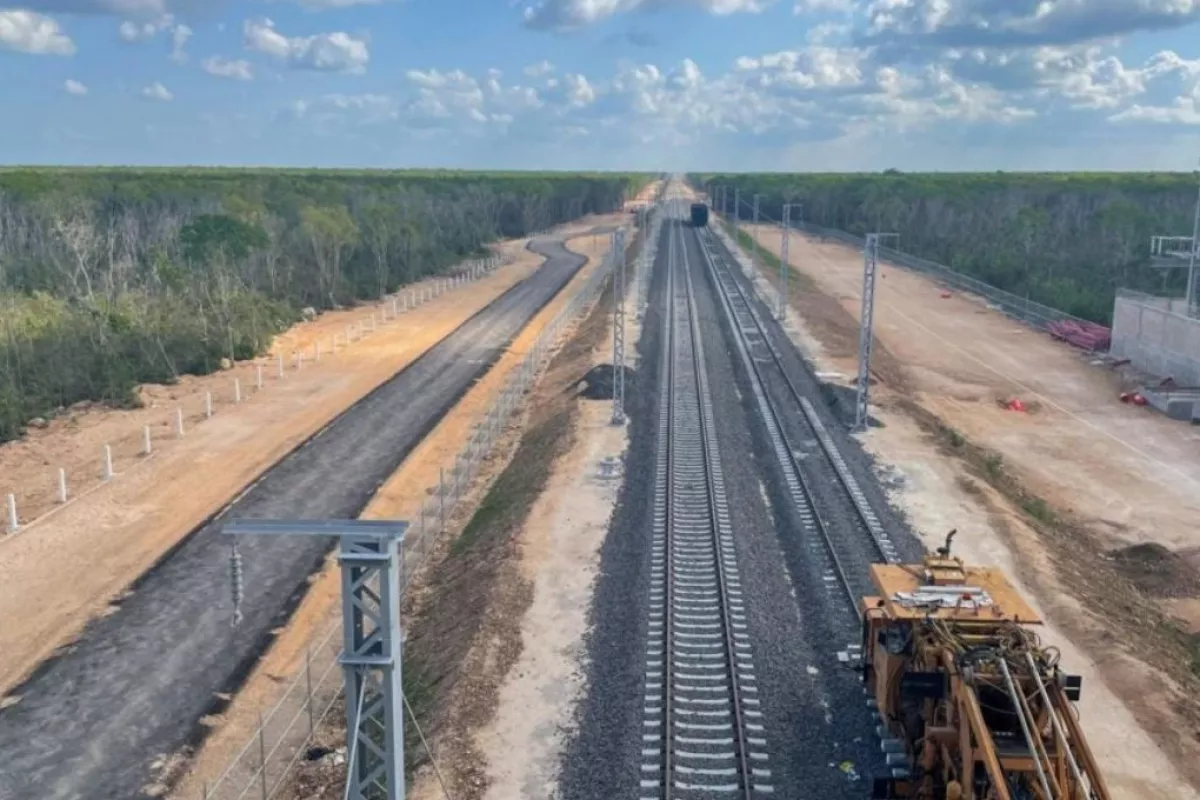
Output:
[690,203,709,227]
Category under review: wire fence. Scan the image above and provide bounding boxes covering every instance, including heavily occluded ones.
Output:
[194,225,636,800]
[2,253,510,538]
[722,203,1097,334]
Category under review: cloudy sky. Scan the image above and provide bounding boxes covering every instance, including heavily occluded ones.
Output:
[1,0,1199,170]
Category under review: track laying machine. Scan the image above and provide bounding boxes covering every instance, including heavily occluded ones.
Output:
[861,532,1111,800]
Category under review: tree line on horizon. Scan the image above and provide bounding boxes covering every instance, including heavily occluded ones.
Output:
[0,168,650,443]
[693,171,1198,324]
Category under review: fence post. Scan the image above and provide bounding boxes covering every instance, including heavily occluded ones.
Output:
[439,468,446,535]
[258,710,268,800]
[277,354,285,379]
[176,408,185,438]
[306,648,315,737]
[58,468,68,503]
[257,364,264,390]
[6,493,16,534]
[234,379,242,404]
[143,425,152,456]
[102,445,114,481]
[205,392,213,419]
[314,341,321,363]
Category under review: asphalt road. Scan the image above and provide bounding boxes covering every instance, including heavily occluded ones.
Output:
[562,219,912,798]
[0,236,587,800]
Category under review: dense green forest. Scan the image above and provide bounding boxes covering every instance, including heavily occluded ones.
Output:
[692,172,1199,324]
[0,168,649,443]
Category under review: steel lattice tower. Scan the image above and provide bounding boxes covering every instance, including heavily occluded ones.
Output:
[224,519,408,800]
[854,232,898,433]
[612,228,627,425]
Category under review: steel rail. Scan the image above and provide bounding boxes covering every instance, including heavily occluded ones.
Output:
[690,225,869,617]
[708,227,901,565]
[641,210,767,800]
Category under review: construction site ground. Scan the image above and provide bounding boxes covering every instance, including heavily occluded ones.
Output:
[170,224,634,799]
[0,219,611,699]
[740,221,1200,799]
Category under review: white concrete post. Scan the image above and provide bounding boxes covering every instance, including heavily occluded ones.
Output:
[256,365,264,390]
[277,354,285,379]
[393,297,399,315]
[176,408,185,438]
[143,425,152,456]
[102,444,114,481]
[205,392,213,419]
[57,468,68,504]
[314,342,321,362]
[234,378,242,404]
[5,493,16,533]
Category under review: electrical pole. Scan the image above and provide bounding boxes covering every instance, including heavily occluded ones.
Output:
[734,188,741,240]
[1188,164,1200,318]
[752,194,762,229]
[778,203,802,322]
[224,520,408,800]
[780,205,790,321]
[612,228,627,425]
[854,232,898,433]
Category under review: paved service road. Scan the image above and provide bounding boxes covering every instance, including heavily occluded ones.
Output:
[0,237,589,800]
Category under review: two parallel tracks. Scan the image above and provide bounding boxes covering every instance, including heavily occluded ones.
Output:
[695,225,901,612]
[640,217,772,799]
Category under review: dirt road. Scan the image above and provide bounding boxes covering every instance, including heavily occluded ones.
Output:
[0,237,590,800]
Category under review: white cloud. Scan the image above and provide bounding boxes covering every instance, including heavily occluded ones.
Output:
[141,81,173,101]
[243,18,369,73]
[281,0,387,8]
[564,73,596,106]
[18,0,173,13]
[794,0,853,11]
[862,0,1200,48]
[118,14,171,42]
[64,79,88,95]
[170,22,191,62]
[202,56,254,81]
[523,0,772,31]
[523,60,555,77]
[0,10,76,55]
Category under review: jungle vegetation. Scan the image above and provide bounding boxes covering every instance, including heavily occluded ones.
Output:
[0,168,649,442]
[693,171,1199,325]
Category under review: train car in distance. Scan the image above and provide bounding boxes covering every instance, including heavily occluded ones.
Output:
[690,202,709,227]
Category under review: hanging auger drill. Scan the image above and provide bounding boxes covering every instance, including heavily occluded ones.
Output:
[861,532,1112,800]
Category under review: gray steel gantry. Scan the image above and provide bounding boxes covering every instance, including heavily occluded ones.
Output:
[224,518,409,800]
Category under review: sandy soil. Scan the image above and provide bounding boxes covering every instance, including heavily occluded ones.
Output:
[470,233,649,800]
[0,222,608,698]
[171,220,631,800]
[734,221,1199,798]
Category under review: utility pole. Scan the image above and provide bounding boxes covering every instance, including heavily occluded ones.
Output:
[854,232,899,433]
[224,520,408,800]
[734,188,741,240]
[779,203,803,322]
[752,194,763,229]
[612,228,627,425]
[1188,163,1200,317]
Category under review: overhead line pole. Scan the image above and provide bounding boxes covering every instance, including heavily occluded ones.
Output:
[778,203,802,322]
[854,232,899,433]
[612,228,628,425]
[1188,164,1200,318]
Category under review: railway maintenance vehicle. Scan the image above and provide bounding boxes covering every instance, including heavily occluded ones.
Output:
[861,533,1111,800]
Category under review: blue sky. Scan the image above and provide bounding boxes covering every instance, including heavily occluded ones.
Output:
[1,0,1199,170]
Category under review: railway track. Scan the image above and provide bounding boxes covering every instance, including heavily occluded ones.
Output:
[640,216,772,799]
[692,224,900,615]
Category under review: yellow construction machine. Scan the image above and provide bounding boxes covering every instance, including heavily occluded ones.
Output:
[861,532,1111,800]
